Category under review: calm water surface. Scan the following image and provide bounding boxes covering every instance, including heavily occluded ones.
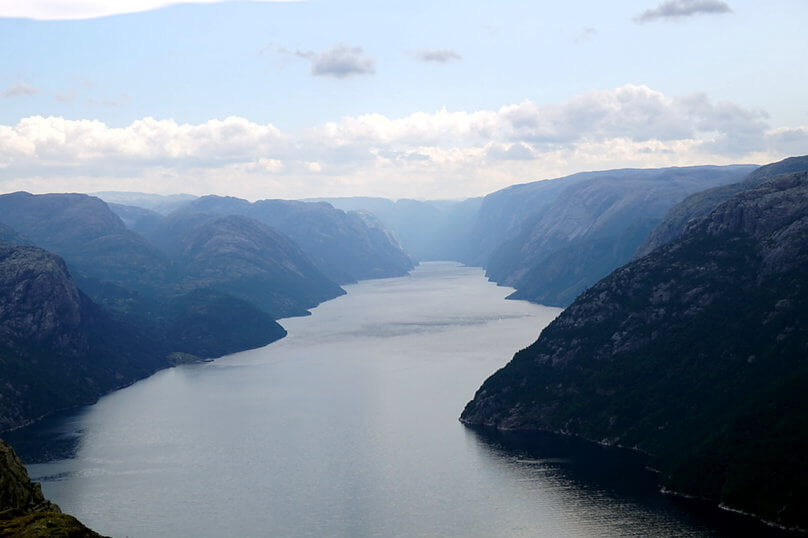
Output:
[8,263,775,537]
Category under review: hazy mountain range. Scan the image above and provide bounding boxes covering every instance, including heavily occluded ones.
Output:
[0,155,805,532]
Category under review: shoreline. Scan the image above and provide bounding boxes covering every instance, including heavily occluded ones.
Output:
[460,421,806,535]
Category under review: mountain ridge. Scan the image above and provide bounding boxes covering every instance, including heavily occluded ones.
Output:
[461,169,808,530]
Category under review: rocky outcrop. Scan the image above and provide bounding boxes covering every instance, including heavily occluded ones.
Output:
[637,155,808,257]
[178,196,414,283]
[0,245,86,356]
[475,165,755,307]
[461,170,808,530]
[0,242,168,431]
[0,439,102,536]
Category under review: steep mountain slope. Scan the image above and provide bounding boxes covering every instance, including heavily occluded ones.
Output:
[177,196,413,283]
[145,213,345,318]
[0,243,168,431]
[463,173,596,266]
[0,440,102,536]
[477,165,755,307]
[637,155,808,257]
[0,192,170,296]
[461,171,808,530]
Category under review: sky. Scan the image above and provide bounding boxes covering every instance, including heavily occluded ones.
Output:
[0,0,806,200]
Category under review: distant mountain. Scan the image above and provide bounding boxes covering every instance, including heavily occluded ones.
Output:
[0,440,102,536]
[461,170,808,530]
[92,191,197,214]
[144,212,345,318]
[0,192,170,298]
[177,196,414,283]
[107,202,163,233]
[461,173,595,267]
[470,165,755,307]
[305,197,482,262]
[637,155,808,257]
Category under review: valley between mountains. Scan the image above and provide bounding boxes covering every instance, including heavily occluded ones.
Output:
[1,156,806,535]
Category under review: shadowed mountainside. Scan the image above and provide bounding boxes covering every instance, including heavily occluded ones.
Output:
[144,212,345,318]
[0,242,168,431]
[461,170,808,530]
[471,165,756,307]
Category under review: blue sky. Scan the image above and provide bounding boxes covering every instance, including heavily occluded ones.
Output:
[0,0,806,199]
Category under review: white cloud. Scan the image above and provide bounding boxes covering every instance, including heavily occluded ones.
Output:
[0,0,302,21]
[0,85,802,200]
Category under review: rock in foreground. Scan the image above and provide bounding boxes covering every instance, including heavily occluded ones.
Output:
[0,440,103,537]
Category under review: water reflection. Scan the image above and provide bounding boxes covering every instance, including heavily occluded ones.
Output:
[464,426,794,537]
[3,263,796,537]
[5,409,89,464]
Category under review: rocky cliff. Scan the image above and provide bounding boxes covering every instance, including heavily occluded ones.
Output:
[0,242,168,431]
[475,165,755,307]
[461,170,808,530]
[637,155,808,257]
[0,439,102,537]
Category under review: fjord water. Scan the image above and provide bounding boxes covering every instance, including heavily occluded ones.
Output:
[10,263,754,537]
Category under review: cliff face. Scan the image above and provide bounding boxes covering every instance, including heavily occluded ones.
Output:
[475,165,755,307]
[0,242,168,431]
[637,155,808,257]
[178,196,414,283]
[0,245,86,356]
[0,439,102,536]
[461,171,808,530]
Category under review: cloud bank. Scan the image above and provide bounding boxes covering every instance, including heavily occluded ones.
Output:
[0,85,803,199]
[635,0,733,23]
[0,0,301,21]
